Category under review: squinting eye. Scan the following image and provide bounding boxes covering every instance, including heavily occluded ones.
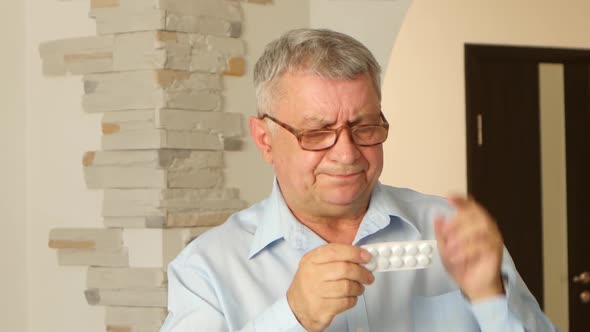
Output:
[353,127,377,139]
[302,131,334,144]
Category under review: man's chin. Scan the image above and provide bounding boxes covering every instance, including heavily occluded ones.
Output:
[318,190,366,207]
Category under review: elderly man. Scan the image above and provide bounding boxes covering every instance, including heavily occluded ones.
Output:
[160,29,556,332]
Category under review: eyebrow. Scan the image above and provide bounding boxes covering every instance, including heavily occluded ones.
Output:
[301,112,381,128]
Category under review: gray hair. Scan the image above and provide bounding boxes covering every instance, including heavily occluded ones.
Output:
[253,28,382,116]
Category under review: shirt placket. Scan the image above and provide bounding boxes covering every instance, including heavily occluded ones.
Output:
[346,293,371,332]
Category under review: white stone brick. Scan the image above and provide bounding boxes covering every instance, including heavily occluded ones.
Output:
[91,0,242,36]
[101,129,223,150]
[102,110,157,132]
[87,267,166,289]
[188,52,225,73]
[112,32,172,71]
[101,109,242,137]
[98,110,232,151]
[84,150,223,169]
[91,0,241,20]
[84,167,168,188]
[93,0,160,11]
[166,12,240,37]
[118,187,238,207]
[39,35,114,76]
[162,227,211,266]
[112,31,246,71]
[94,146,223,169]
[105,306,167,330]
[85,288,167,307]
[102,188,244,217]
[104,216,166,228]
[93,7,166,35]
[84,149,225,189]
[103,209,234,228]
[168,167,222,188]
[57,248,129,267]
[205,35,245,56]
[83,71,222,113]
[165,150,224,168]
[39,32,244,75]
[159,0,242,22]
[49,228,123,249]
[157,109,242,136]
[160,187,241,208]
[166,210,234,227]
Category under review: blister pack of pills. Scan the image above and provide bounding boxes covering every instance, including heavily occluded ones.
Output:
[361,240,437,272]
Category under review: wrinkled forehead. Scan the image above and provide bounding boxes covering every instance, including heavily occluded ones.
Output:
[272,71,381,123]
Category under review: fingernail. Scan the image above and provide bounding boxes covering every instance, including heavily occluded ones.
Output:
[360,249,372,262]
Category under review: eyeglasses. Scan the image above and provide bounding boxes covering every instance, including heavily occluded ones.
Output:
[260,111,389,151]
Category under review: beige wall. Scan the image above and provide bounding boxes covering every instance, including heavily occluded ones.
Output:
[26,1,105,331]
[0,1,27,331]
[309,0,411,74]
[381,0,590,196]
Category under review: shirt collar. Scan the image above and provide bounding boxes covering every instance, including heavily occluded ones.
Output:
[248,180,422,259]
[247,179,291,259]
[352,182,422,244]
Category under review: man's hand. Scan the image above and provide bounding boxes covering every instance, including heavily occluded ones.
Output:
[435,196,505,301]
[287,243,374,332]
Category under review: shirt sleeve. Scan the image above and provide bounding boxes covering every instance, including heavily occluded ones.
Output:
[470,295,523,332]
[468,248,559,332]
[159,253,306,332]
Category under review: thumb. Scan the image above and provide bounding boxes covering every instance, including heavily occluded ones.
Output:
[447,194,470,209]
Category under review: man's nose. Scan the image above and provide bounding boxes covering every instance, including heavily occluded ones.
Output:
[327,127,361,163]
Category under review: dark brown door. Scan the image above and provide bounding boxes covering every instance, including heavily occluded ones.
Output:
[564,63,590,332]
[465,44,590,332]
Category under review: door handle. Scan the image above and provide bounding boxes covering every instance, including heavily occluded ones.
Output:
[573,271,590,284]
[580,291,590,304]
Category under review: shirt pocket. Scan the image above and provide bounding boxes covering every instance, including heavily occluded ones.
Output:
[412,290,479,332]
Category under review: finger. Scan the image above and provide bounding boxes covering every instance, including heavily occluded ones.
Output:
[434,215,448,246]
[318,261,375,284]
[444,219,480,253]
[326,297,359,315]
[321,280,365,298]
[446,211,500,253]
[448,232,499,267]
[310,243,372,264]
[450,240,486,266]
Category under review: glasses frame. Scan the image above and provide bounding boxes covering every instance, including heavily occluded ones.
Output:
[260,111,389,151]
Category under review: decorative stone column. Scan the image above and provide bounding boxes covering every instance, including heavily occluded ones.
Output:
[41,1,270,331]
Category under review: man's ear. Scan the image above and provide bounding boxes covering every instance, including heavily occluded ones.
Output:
[249,116,273,164]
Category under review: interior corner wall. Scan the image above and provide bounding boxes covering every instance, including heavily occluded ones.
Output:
[309,0,412,80]
[0,1,27,332]
[224,0,310,205]
[381,0,590,196]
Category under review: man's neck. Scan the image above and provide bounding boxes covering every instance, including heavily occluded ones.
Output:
[290,209,366,245]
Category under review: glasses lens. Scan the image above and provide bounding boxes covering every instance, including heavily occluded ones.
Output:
[300,131,336,150]
[352,126,388,145]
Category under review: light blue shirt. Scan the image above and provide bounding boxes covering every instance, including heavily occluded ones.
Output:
[161,181,557,331]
